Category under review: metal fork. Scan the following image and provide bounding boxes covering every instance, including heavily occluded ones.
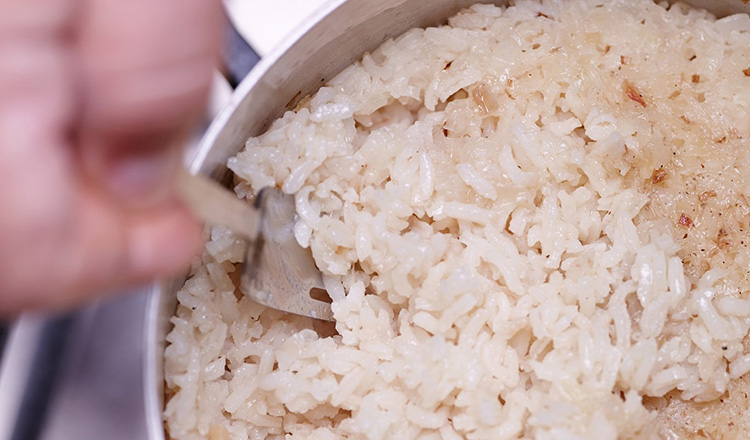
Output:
[176,169,334,321]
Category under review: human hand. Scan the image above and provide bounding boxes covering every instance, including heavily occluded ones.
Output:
[0,0,221,314]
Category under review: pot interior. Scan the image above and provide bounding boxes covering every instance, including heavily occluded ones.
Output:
[145,0,750,438]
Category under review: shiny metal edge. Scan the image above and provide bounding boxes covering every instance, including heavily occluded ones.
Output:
[144,0,750,438]
[144,279,181,440]
[0,317,44,440]
[186,0,349,178]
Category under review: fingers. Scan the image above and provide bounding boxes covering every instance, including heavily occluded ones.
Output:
[0,0,218,315]
[0,99,202,315]
[0,0,73,38]
[0,185,203,315]
[0,13,78,315]
[78,0,221,132]
[77,0,222,202]
[59,186,203,308]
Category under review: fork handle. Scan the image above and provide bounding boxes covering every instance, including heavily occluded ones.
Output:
[176,168,261,240]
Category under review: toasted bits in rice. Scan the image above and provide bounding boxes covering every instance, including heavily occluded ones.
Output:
[700,190,718,203]
[624,81,647,107]
[651,169,667,184]
[679,213,695,228]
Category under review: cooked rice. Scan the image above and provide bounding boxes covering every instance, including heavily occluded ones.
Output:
[164,1,750,438]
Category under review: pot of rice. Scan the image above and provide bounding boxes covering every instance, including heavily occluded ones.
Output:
[144,0,750,438]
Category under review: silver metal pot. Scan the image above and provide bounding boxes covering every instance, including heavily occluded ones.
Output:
[143,0,750,438]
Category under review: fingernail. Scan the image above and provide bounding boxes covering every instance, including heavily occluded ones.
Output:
[105,148,178,205]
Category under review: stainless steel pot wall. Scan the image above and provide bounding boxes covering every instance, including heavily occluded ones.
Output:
[144,0,750,438]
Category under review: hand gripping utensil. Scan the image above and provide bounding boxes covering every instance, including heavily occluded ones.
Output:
[176,169,334,321]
